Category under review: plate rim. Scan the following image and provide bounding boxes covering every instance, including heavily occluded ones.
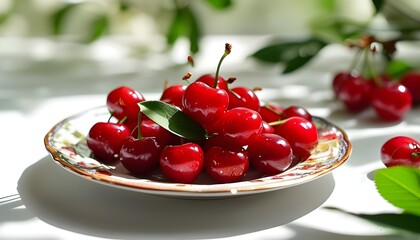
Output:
[44,106,352,198]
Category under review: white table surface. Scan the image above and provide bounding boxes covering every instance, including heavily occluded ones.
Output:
[1,36,419,240]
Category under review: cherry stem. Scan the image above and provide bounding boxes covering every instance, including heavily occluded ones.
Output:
[118,116,127,124]
[107,112,114,123]
[366,45,383,87]
[213,43,232,88]
[268,119,287,126]
[348,48,363,75]
[187,55,195,67]
[182,72,192,85]
[253,86,262,92]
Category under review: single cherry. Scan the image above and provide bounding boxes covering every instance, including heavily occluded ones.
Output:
[332,71,359,97]
[131,119,178,147]
[228,86,261,112]
[370,84,412,121]
[106,86,145,122]
[247,133,293,174]
[259,103,284,123]
[216,107,263,148]
[195,74,228,91]
[86,122,130,163]
[280,105,312,122]
[182,81,229,125]
[273,116,318,163]
[159,143,204,183]
[119,136,161,175]
[160,84,187,109]
[381,136,420,168]
[204,146,249,183]
[336,76,372,113]
[400,71,420,105]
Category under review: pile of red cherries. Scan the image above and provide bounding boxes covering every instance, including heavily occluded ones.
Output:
[86,43,319,184]
[332,36,420,122]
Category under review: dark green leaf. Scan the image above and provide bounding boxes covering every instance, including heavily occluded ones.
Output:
[184,7,201,53]
[51,3,81,35]
[325,207,420,234]
[86,15,109,43]
[166,9,186,45]
[252,38,327,63]
[282,55,317,74]
[139,101,207,141]
[375,166,420,216]
[386,60,413,79]
[372,0,384,13]
[206,0,232,10]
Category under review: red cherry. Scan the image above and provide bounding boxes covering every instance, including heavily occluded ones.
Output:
[160,84,187,109]
[332,71,359,97]
[247,133,293,174]
[159,143,204,183]
[204,146,249,183]
[370,84,412,121]
[381,136,420,168]
[337,76,372,113]
[195,74,229,91]
[274,117,318,162]
[182,81,229,125]
[228,86,261,112]
[280,105,312,122]
[261,121,275,134]
[131,119,178,147]
[400,71,420,105]
[119,136,161,175]
[106,86,145,122]
[216,107,263,148]
[259,103,284,123]
[86,122,130,163]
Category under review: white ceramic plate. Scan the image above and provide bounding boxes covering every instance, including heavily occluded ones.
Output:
[44,106,352,199]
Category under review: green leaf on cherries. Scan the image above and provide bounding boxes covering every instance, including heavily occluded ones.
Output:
[139,101,207,141]
[374,166,420,216]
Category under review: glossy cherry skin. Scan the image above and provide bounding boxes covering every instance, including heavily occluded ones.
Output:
[159,143,204,183]
[106,86,145,122]
[182,81,229,125]
[160,84,187,109]
[131,119,179,147]
[370,84,412,121]
[247,133,293,174]
[259,103,284,123]
[337,76,372,113]
[228,86,261,112]
[119,137,161,175]
[400,71,420,105]
[86,122,131,163]
[381,136,420,168]
[274,117,318,162]
[204,146,249,183]
[280,106,312,122]
[261,121,275,134]
[216,107,263,148]
[195,74,229,91]
[332,71,359,97]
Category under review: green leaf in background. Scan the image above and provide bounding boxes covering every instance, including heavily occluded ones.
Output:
[374,166,420,216]
[385,59,413,79]
[86,14,109,43]
[206,0,232,10]
[51,2,81,35]
[166,5,201,53]
[371,0,384,13]
[252,38,327,73]
[139,101,207,141]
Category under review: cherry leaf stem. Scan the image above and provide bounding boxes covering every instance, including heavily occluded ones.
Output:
[213,43,232,88]
[366,46,383,87]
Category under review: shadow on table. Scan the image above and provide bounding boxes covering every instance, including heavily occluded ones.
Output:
[18,156,335,240]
